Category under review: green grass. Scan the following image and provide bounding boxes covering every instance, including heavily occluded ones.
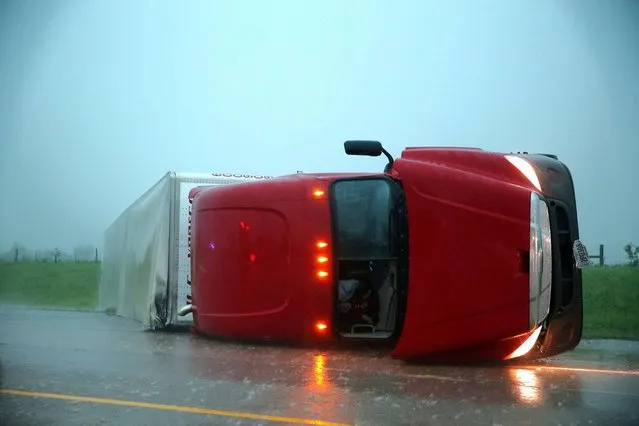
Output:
[0,261,638,340]
[0,261,100,310]
[582,266,639,340]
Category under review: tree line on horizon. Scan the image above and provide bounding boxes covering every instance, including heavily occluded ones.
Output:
[0,243,100,263]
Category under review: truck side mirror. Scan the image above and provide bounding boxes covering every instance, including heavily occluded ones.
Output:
[344,140,383,157]
[344,140,395,172]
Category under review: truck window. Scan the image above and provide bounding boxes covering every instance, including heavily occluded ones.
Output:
[331,178,397,259]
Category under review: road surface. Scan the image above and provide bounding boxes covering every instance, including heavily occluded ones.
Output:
[1,307,638,425]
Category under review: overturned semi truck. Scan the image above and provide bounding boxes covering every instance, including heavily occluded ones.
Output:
[100,140,588,362]
[98,171,274,329]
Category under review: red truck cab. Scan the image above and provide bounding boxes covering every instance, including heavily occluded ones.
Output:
[186,141,587,361]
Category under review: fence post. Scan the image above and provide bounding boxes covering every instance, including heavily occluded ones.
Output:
[95,248,99,263]
[14,248,18,262]
[598,244,604,267]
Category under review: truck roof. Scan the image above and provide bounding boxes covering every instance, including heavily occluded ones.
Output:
[191,171,386,207]
[282,172,382,181]
[172,171,274,181]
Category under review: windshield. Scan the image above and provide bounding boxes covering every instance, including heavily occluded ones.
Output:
[331,177,402,259]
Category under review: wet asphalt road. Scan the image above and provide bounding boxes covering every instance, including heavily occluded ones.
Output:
[0,308,638,426]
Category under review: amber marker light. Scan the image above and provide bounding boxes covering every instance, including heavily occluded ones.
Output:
[317,256,329,263]
[312,189,325,198]
[315,321,328,331]
[316,241,328,249]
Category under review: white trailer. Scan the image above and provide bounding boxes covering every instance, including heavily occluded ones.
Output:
[99,171,273,329]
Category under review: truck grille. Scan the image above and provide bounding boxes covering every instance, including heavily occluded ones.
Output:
[550,201,574,308]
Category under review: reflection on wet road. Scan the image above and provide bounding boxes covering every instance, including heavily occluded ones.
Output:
[1,308,638,425]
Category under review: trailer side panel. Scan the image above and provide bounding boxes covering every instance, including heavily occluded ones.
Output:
[101,172,275,329]
[100,172,172,328]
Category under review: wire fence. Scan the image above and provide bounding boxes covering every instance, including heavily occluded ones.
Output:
[589,244,605,267]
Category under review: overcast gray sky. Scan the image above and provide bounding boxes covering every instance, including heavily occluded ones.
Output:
[0,0,637,263]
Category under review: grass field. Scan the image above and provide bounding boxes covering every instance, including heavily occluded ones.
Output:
[0,261,100,310]
[582,266,639,339]
[0,261,638,340]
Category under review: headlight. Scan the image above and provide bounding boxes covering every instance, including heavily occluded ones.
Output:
[505,155,542,192]
[529,193,552,329]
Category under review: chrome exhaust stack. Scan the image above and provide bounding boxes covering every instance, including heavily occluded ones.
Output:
[177,304,193,317]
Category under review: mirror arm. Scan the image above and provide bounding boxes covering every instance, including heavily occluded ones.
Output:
[381,148,394,171]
